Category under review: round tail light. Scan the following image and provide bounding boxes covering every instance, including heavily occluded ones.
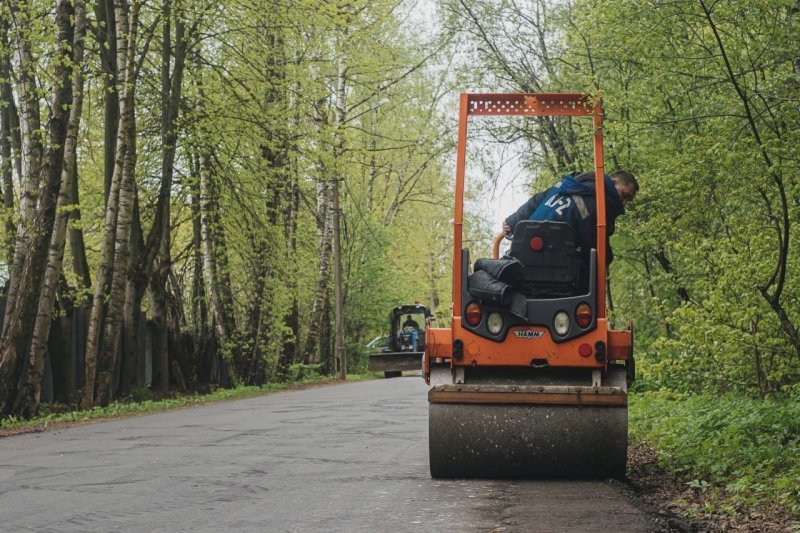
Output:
[529,236,544,251]
[465,302,482,326]
[575,303,592,328]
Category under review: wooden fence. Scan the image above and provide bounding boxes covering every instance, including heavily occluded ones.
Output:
[0,299,155,403]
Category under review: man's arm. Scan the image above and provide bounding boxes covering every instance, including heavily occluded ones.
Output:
[503,191,546,235]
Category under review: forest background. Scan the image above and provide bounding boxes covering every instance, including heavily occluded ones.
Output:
[0,0,798,524]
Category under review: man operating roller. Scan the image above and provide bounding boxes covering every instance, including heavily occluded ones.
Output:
[502,170,638,264]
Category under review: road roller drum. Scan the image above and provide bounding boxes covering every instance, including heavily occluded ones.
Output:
[428,385,627,479]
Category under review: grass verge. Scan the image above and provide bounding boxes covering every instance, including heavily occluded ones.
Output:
[629,391,800,522]
[0,372,379,436]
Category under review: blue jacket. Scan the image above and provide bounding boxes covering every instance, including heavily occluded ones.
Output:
[504,172,625,263]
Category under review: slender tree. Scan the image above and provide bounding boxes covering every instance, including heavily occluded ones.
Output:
[25,0,88,415]
[0,0,73,415]
[82,0,142,408]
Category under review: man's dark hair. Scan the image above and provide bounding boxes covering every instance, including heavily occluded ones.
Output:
[611,170,639,192]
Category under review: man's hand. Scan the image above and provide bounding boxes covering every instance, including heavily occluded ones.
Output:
[502,220,511,235]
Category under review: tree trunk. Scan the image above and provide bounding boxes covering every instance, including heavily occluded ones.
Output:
[142,0,188,393]
[319,296,333,375]
[242,250,268,384]
[93,0,119,203]
[199,150,229,349]
[192,51,236,382]
[196,147,236,386]
[278,169,300,379]
[331,59,347,380]
[68,167,92,292]
[96,6,140,405]
[148,200,172,392]
[0,19,20,265]
[149,261,169,392]
[118,276,143,395]
[0,0,72,415]
[25,0,87,415]
[427,249,441,314]
[189,155,211,384]
[1,3,43,333]
[302,177,333,363]
[82,0,139,409]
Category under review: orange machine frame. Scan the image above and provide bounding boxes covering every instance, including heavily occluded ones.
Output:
[424,93,632,380]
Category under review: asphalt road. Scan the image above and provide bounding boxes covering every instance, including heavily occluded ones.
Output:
[0,377,657,532]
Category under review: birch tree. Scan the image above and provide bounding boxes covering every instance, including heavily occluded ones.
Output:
[0,0,74,415]
[82,0,142,408]
[25,0,88,415]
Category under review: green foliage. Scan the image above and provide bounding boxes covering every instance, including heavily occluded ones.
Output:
[558,0,800,396]
[631,392,800,516]
[342,372,382,382]
[128,387,151,403]
[130,0,454,377]
[285,363,324,382]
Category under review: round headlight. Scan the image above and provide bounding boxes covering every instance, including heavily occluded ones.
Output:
[553,311,570,336]
[487,312,503,334]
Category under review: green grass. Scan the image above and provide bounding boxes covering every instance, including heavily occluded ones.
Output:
[1,372,379,433]
[630,391,800,517]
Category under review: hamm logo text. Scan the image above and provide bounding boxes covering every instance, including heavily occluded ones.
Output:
[514,330,544,339]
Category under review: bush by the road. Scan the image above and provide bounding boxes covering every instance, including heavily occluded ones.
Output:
[630,391,800,517]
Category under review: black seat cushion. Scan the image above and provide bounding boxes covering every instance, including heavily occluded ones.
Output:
[508,221,581,289]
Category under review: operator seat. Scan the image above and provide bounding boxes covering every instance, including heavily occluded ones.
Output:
[466,220,586,309]
[507,220,582,295]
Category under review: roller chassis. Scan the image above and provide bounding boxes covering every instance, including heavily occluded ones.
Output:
[425,93,634,479]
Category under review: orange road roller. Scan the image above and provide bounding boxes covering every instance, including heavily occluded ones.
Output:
[423,93,634,479]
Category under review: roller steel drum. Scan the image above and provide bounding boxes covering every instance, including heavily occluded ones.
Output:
[429,402,627,479]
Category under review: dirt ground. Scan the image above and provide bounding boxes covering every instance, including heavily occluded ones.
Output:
[626,443,796,532]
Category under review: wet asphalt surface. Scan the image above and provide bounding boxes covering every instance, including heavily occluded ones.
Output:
[0,377,657,532]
